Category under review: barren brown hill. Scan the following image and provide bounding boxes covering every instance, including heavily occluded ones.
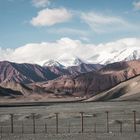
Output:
[67,63,103,75]
[0,61,59,84]
[40,60,140,98]
[0,86,23,97]
[0,61,103,86]
[1,60,140,101]
[44,63,103,76]
[86,74,140,101]
[0,81,32,96]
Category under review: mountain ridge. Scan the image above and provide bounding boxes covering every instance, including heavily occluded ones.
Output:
[1,60,140,101]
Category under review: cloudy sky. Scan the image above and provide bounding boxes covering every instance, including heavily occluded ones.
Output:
[0,0,140,65]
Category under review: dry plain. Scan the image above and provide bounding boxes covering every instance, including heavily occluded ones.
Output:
[0,101,140,140]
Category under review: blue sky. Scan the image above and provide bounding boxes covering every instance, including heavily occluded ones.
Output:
[0,0,140,66]
[0,0,140,49]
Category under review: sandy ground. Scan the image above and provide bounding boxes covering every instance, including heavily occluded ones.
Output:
[1,133,140,140]
[0,102,140,140]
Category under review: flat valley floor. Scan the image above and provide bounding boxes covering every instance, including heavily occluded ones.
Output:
[0,102,140,140]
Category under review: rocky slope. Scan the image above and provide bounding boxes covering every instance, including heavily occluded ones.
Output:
[1,60,140,101]
[86,75,140,101]
[0,61,59,84]
[0,61,103,85]
[0,86,23,97]
[67,63,103,75]
[40,60,140,98]
[44,63,103,76]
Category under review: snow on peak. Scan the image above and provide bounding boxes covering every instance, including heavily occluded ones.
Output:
[43,58,86,67]
[57,55,88,67]
[88,48,140,65]
[73,58,85,65]
[43,60,64,68]
[43,49,140,67]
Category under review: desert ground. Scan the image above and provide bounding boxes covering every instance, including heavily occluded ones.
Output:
[0,101,140,140]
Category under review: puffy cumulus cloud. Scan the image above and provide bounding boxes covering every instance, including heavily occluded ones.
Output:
[0,48,14,60]
[30,8,73,26]
[81,12,133,33]
[1,37,140,66]
[32,0,50,8]
[133,1,140,10]
[0,38,96,66]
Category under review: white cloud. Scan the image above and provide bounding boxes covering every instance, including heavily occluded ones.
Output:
[133,1,140,10]
[1,37,140,66]
[32,0,50,8]
[81,12,132,33]
[30,8,73,26]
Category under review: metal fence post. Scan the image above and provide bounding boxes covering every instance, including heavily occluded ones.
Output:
[93,114,97,133]
[45,123,47,134]
[22,121,24,134]
[10,114,14,133]
[105,111,109,133]
[133,110,136,133]
[31,113,36,134]
[68,122,70,133]
[0,126,2,139]
[55,113,59,134]
[80,112,84,133]
[120,121,122,133]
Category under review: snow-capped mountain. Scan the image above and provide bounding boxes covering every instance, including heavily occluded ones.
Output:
[43,38,140,67]
[43,60,65,68]
[105,49,140,64]
[73,58,85,65]
[43,57,103,76]
[39,38,140,66]
[43,57,86,67]
[57,54,87,67]
[87,47,140,65]
[43,49,140,67]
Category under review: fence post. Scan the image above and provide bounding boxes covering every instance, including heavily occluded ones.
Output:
[105,111,109,133]
[120,121,122,133]
[22,121,24,134]
[55,113,59,134]
[68,122,70,133]
[0,126,2,139]
[45,123,47,134]
[93,114,97,133]
[80,112,84,133]
[133,110,136,133]
[31,113,36,134]
[10,114,14,133]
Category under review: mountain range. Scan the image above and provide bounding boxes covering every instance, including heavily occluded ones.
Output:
[40,44,140,67]
[1,57,140,102]
[40,60,140,98]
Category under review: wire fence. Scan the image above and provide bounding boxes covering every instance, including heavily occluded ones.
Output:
[0,110,140,135]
